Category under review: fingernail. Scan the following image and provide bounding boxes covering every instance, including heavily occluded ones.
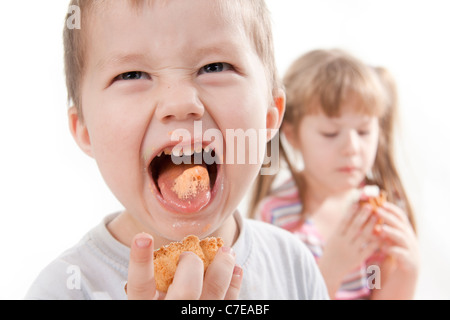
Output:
[221,246,236,257]
[233,265,243,276]
[135,233,152,248]
[363,205,373,214]
[373,224,382,235]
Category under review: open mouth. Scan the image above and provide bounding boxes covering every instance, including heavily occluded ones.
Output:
[149,144,220,213]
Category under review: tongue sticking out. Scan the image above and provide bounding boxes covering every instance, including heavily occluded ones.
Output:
[157,161,211,213]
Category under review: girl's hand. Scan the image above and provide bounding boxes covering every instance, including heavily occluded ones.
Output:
[318,204,382,297]
[126,233,243,300]
[371,202,419,299]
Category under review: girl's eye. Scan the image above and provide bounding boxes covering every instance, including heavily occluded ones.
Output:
[321,132,338,138]
[358,130,370,136]
[115,71,150,81]
[199,62,232,74]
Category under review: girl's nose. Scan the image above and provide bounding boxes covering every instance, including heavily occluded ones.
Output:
[342,130,360,155]
[154,81,204,122]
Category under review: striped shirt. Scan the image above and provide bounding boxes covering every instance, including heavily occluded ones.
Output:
[255,178,374,300]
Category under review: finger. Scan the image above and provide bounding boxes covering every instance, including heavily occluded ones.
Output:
[382,245,419,273]
[380,224,409,247]
[201,246,236,300]
[377,207,415,239]
[356,214,382,256]
[127,233,157,300]
[380,202,410,224]
[165,251,204,300]
[224,265,243,300]
[338,203,359,234]
[359,237,382,260]
[346,205,372,238]
[376,207,400,228]
[355,215,379,243]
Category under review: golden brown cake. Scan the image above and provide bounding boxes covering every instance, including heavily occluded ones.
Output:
[153,235,224,292]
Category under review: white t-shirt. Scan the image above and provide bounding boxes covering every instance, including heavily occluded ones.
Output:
[25,212,329,300]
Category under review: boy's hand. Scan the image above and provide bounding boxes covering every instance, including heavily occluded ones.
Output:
[126,233,243,300]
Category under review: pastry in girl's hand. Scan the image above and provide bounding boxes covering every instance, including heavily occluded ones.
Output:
[359,185,387,227]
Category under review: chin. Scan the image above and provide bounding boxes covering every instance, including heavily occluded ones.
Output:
[144,202,231,242]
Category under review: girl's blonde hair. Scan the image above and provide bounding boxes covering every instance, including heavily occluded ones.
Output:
[250,49,416,231]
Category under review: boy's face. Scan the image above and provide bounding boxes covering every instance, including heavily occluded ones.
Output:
[70,0,283,241]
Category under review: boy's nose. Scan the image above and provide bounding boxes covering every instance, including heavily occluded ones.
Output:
[154,81,204,122]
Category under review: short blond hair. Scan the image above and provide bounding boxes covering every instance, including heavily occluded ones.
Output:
[63,0,281,117]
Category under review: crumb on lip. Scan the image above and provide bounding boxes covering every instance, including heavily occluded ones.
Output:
[143,146,156,163]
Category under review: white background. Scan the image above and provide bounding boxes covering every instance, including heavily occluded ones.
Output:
[0,0,449,299]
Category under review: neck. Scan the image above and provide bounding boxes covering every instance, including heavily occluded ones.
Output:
[301,173,358,216]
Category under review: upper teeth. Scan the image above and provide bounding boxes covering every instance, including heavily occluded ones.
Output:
[158,145,214,157]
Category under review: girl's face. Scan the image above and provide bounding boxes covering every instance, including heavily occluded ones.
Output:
[287,99,380,194]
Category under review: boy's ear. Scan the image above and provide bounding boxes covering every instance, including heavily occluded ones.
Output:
[266,88,286,141]
[68,106,93,158]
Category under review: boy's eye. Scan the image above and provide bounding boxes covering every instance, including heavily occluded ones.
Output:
[199,62,232,74]
[115,71,150,81]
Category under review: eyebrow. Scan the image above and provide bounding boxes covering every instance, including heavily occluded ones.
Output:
[96,53,149,72]
[327,116,373,127]
[194,45,232,57]
[95,44,238,72]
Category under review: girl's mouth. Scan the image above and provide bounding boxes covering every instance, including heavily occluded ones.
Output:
[148,144,221,214]
[338,166,358,173]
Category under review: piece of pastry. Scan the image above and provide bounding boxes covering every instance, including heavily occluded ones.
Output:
[153,235,224,292]
[171,165,210,200]
[359,185,387,226]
